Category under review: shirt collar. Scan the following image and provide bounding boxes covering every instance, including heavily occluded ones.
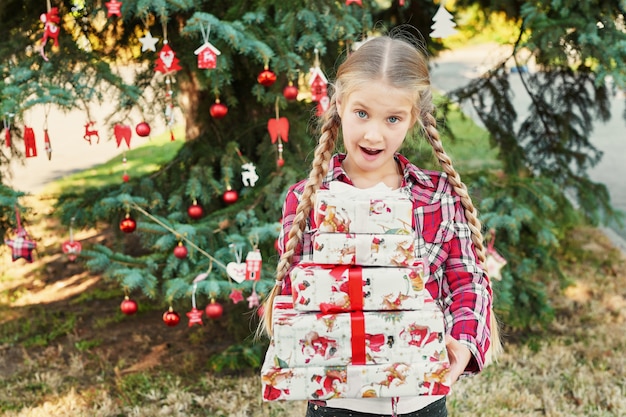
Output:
[324,153,435,189]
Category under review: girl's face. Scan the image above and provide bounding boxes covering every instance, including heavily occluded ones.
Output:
[337,81,416,186]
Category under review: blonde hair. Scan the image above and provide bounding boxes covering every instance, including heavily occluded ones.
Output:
[258,35,501,362]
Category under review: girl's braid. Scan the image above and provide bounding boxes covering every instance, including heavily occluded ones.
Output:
[422,112,486,263]
[422,111,502,362]
[259,98,341,336]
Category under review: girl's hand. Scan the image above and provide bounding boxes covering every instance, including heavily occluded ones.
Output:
[445,335,471,385]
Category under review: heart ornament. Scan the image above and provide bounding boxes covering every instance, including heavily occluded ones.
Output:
[226,262,247,283]
[62,240,82,261]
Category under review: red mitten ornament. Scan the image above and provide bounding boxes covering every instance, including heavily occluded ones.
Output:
[24,126,37,158]
[155,43,182,74]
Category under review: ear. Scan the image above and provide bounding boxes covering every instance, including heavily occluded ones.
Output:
[335,96,343,118]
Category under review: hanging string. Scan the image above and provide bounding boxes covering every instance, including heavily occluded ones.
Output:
[129,202,228,272]
[199,23,211,44]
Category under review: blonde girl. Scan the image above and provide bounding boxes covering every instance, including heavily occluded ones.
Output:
[260,33,500,417]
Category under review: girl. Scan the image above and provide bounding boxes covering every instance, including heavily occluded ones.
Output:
[261,33,499,417]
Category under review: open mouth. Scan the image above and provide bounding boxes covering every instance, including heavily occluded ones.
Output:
[361,146,382,155]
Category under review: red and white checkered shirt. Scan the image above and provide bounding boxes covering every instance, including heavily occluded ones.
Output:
[277,153,492,373]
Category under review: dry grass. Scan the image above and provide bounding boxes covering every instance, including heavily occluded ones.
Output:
[1,219,625,416]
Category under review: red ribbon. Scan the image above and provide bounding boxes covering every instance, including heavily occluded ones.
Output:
[321,265,364,313]
[350,311,366,365]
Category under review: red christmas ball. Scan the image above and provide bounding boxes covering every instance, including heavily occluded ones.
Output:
[222,189,239,204]
[135,122,151,137]
[277,158,285,167]
[205,300,223,319]
[283,84,298,100]
[163,308,181,327]
[257,68,277,87]
[257,304,265,318]
[173,243,188,259]
[120,297,138,315]
[120,215,137,233]
[210,101,228,119]
[187,203,204,219]
[122,173,130,182]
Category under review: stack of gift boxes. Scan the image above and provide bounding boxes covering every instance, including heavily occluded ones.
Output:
[262,182,450,402]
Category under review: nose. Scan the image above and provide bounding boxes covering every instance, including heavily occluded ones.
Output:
[363,121,384,143]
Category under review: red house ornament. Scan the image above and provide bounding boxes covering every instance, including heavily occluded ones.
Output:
[245,249,262,281]
[308,65,328,102]
[194,42,221,69]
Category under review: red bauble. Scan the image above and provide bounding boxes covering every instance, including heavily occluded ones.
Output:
[257,68,277,87]
[135,122,151,137]
[122,173,130,182]
[205,300,223,319]
[187,203,204,219]
[120,297,138,315]
[173,242,188,259]
[222,188,239,204]
[283,84,298,100]
[163,308,181,327]
[210,101,228,119]
[120,215,137,233]
[277,158,285,167]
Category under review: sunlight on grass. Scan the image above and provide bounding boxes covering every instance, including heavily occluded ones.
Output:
[42,125,185,196]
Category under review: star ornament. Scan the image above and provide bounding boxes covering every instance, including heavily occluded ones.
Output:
[5,230,36,263]
[105,0,122,18]
[229,288,244,304]
[186,307,204,327]
[247,290,260,309]
[139,30,159,52]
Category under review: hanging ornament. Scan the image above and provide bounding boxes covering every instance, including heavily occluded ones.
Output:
[195,23,221,69]
[4,206,37,263]
[163,307,181,327]
[83,121,99,145]
[61,217,82,261]
[39,6,60,61]
[245,249,262,281]
[240,162,259,187]
[187,200,204,219]
[309,49,329,116]
[173,241,188,259]
[430,3,459,39]
[24,126,37,158]
[226,244,246,284]
[283,81,298,101]
[105,0,122,18]
[187,282,204,327]
[120,296,138,315]
[247,289,260,309]
[205,299,223,319]
[257,65,277,87]
[44,129,52,160]
[135,121,151,137]
[155,43,182,74]
[345,0,363,5]
[399,0,406,5]
[119,213,137,233]
[485,229,507,281]
[210,99,228,119]
[121,153,130,182]
[139,30,159,53]
[3,113,13,148]
[114,124,132,148]
[268,100,289,167]
[222,186,239,204]
[229,288,244,304]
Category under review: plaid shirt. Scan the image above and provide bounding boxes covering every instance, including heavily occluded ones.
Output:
[277,153,492,373]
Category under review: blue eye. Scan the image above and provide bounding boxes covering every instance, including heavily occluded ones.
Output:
[388,116,399,124]
[356,110,367,119]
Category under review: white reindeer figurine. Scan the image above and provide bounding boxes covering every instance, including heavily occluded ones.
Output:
[241,162,260,187]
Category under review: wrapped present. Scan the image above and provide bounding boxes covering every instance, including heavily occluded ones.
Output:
[262,343,450,401]
[290,264,426,312]
[271,296,447,367]
[315,182,414,234]
[309,233,418,267]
